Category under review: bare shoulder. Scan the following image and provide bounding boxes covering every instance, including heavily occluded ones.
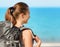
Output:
[21,29,33,47]
[22,29,33,39]
[22,29,32,35]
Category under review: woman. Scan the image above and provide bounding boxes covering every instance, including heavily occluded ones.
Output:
[5,2,41,47]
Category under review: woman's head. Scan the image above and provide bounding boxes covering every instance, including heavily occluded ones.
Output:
[5,2,30,25]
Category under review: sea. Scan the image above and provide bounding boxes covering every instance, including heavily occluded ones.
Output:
[0,7,60,47]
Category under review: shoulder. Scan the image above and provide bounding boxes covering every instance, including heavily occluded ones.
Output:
[21,27,33,38]
[20,27,32,33]
[22,28,32,35]
[22,29,33,40]
[20,27,36,38]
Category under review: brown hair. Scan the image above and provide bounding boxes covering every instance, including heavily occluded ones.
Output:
[5,2,29,25]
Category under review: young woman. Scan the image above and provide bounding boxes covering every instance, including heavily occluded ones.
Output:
[5,2,41,47]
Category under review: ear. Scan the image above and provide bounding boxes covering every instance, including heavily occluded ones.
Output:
[20,13,25,18]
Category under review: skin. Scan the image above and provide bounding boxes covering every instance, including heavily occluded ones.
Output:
[15,11,41,47]
[33,35,41,47]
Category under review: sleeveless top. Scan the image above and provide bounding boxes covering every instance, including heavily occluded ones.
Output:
[10,25,36,47]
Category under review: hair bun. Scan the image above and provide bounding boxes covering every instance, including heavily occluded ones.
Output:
[9,7,15,16]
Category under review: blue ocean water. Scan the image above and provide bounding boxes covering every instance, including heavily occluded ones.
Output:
[0,8,60,42]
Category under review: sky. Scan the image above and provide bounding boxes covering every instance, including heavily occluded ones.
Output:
[0,0,60,7]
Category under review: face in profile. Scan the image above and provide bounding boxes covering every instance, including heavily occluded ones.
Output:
[23,11,30,24]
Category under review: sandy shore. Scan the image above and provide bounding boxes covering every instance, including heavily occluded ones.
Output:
[34,43,60,47]
[0,41,60,47]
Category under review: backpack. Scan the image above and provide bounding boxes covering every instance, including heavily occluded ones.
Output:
[0,21,36,47]
[0,21,12,47]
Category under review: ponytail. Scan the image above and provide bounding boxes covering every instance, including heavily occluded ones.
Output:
[5,7,16,25]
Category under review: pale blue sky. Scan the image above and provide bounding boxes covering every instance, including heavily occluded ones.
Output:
[0,0,60,7]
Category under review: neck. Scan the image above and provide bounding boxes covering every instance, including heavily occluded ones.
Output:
[15,20,23,28]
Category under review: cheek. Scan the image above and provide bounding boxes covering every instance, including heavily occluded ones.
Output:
[26,16,30,21]
[24,16,29,23]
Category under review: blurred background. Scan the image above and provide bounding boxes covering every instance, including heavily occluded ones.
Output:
[0,0,60,43]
